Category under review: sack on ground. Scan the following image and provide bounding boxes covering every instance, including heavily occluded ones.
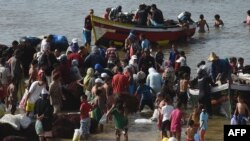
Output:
[35,120,43,135]
[99,114,107,124]
[231,115,238,125]
[0,114,21,130]
[151,109,158,121]
[17,114,32,129]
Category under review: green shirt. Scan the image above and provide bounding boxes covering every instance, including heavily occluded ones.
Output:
[111,108,128,129]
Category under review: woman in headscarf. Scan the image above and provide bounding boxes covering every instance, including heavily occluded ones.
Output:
[161,60,176,99]
[83,68,95,101]
[70,38,79,53]
[70,59,82,81]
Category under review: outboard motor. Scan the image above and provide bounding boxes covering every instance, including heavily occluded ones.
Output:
[177,11,193,23]
[118,12,134,23]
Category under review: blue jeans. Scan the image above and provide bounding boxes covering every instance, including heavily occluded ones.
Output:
[80,118,91,135]
[82,30,91,45]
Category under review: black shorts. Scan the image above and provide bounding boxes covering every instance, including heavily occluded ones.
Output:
[115,128,128,136]
[179,92,188,104]
[161,120,170,131]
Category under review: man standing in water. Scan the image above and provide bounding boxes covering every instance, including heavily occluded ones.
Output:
[197,14,209,33]
[83,9,94,46]
[243,10,250,25]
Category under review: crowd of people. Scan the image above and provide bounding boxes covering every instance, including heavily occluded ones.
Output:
[102,4,165,27]
[0,6,250,141]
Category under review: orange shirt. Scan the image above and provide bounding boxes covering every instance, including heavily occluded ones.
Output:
[112,72,129,94]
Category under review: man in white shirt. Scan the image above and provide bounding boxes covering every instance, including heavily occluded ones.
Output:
[25,75,47,116]
[176,51,187,67]
[40,35,53,54]
[161,99,174,139]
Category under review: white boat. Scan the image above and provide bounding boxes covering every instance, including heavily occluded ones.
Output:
[188,83,250,96]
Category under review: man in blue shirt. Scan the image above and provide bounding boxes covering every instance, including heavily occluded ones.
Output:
[135,79,155,112]
[139,33,150,50]
[207,52,232,84]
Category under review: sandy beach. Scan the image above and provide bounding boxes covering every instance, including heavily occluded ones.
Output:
[50,106,229,141]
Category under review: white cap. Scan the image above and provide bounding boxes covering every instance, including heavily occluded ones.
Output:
[41,88,49,95]
[101,73,109,78]
[95,78,104,84]
[72,38,78,43]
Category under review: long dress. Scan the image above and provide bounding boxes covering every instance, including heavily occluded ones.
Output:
[198,75,213,116]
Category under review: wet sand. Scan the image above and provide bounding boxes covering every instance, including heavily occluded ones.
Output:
[53,108,229,141]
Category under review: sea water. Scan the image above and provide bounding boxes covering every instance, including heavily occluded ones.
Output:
[1,0,250,140]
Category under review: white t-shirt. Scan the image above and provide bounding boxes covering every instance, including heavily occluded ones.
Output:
[40,39,50,53]
[28,81,46,103]
[161,105,174,122]
[176,56,187,66]
[0,65,11,85]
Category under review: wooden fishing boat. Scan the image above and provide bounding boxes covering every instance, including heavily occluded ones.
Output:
[188,82,250,107]
[91,15,196,47]
[188,83,250,96]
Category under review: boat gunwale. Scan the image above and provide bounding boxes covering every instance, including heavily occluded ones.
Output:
[91,15,196,32]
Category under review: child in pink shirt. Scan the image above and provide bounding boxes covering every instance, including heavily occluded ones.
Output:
[170,102,183,141]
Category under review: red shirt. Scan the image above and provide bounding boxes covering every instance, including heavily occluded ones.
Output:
[80,101,92,119]
[68,53,83,67]
[84,15,92,30]
[112,72,129,94]
[103,13,109,20]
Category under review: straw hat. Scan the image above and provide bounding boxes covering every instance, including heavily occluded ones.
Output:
[208,52,219,61]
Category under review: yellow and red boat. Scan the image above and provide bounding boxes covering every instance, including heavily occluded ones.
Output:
[91,15,196,47]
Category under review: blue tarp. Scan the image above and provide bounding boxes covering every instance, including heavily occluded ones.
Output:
[20,36,42,47]
[51,35,68,51]
[20,35,69,51]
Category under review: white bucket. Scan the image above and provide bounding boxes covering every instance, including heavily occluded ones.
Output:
[72,129,81,141]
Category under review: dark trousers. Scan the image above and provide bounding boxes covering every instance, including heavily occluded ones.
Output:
[139,99,154,111]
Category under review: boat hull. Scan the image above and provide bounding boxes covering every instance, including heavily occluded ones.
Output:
[91,15,196,47]
[188,83,250,96]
